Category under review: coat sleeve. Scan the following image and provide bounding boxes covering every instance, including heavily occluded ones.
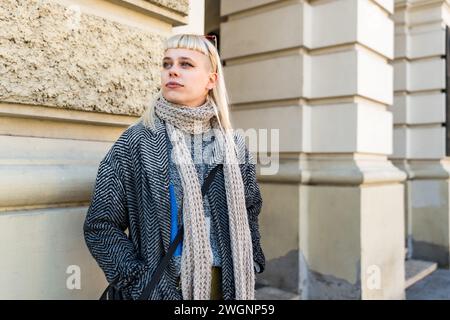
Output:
[83,145,149,292]
[235,133,266,274]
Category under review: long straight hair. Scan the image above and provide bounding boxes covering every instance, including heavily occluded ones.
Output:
[138,34,233,133]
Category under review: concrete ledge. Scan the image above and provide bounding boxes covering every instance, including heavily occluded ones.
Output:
[257,153,406,185]
[0,135,112,210]
[405,259,437,289]
[392,159,450,180]
[108,0,189,25]
[407,268,450,300]
[255,286,300,300]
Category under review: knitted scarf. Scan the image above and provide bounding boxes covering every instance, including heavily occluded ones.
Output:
[154,94,255,300]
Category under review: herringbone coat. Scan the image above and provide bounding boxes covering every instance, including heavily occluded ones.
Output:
[83,115,265,300]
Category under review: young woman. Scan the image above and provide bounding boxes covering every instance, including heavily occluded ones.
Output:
[83,34,265,300]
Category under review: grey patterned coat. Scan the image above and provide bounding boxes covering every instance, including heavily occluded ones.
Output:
[83,115,265,300]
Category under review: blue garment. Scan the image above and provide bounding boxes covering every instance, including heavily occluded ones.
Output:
[169,184,182,256]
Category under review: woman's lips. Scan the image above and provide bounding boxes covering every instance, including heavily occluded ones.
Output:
[166,82,183,89]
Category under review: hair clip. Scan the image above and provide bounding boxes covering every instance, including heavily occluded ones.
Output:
[204,34,218,48]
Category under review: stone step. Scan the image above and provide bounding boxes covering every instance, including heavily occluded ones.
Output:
[254,259,437,299]
[405,259,438,289]
[255,286,300,300]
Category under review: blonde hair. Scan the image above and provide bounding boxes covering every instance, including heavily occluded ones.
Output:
[138,33,233,133]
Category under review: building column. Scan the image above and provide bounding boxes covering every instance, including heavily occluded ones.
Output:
[392,0,450,267]
[221,0,406,299]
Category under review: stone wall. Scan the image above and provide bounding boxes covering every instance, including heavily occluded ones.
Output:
[0,0,167,116]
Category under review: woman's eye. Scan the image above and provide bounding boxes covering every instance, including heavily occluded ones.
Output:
[162,61,193,69]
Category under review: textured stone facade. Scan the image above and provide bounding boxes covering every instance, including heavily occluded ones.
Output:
[0,0,167,116]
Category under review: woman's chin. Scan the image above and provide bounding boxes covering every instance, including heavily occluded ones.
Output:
[163,91,183,103]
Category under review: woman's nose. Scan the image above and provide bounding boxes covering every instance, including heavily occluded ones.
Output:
[169,66,179,77]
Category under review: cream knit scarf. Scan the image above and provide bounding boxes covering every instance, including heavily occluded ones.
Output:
[154,94,255,300]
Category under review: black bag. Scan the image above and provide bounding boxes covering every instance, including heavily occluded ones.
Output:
[100,164,222,300]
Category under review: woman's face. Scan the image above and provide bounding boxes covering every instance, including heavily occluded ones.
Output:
[161,48,218,107]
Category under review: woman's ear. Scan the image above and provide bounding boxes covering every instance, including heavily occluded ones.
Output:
[206,72,218,90]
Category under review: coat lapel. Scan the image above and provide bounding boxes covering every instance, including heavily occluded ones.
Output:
[141,117,172,254]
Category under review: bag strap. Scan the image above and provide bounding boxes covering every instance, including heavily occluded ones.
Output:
[138,163,222,300]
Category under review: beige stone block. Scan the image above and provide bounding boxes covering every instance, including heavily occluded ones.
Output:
[310,48,392,105]
[409,27,445,58]
[0,135,111,209]
[409,58,445,91]
[231,104,304,153]
[410,180,449,246]
[303,185,361,284]
[408,2,446,26]
[393,94,407,124]
[393,126,407,158]
[393,125,444,160]
[394,57,444,92]
[310,102,357,152]
[220,2,304,59]
[220,0,280,16]
[0,135,110,162]
[310,0,358,49]
[258,181,300,291]
[232,100,394,159]
[310,50,358,99]
[408,93,445,124]
[311,0,393,59]
[360,183,405,299]
[259,182,299,261]
[408,178,450,267]
[357,103,393,154]
[0,164,97,209]
[309,102,392,154]
[393,59,408,92]
[357,49,393,105]
[302,183,405,299]
[394,30,408,58]
[408,125,445,159]
[357,0,394,59]
[0,206,105,299]
[224,54,305,104]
